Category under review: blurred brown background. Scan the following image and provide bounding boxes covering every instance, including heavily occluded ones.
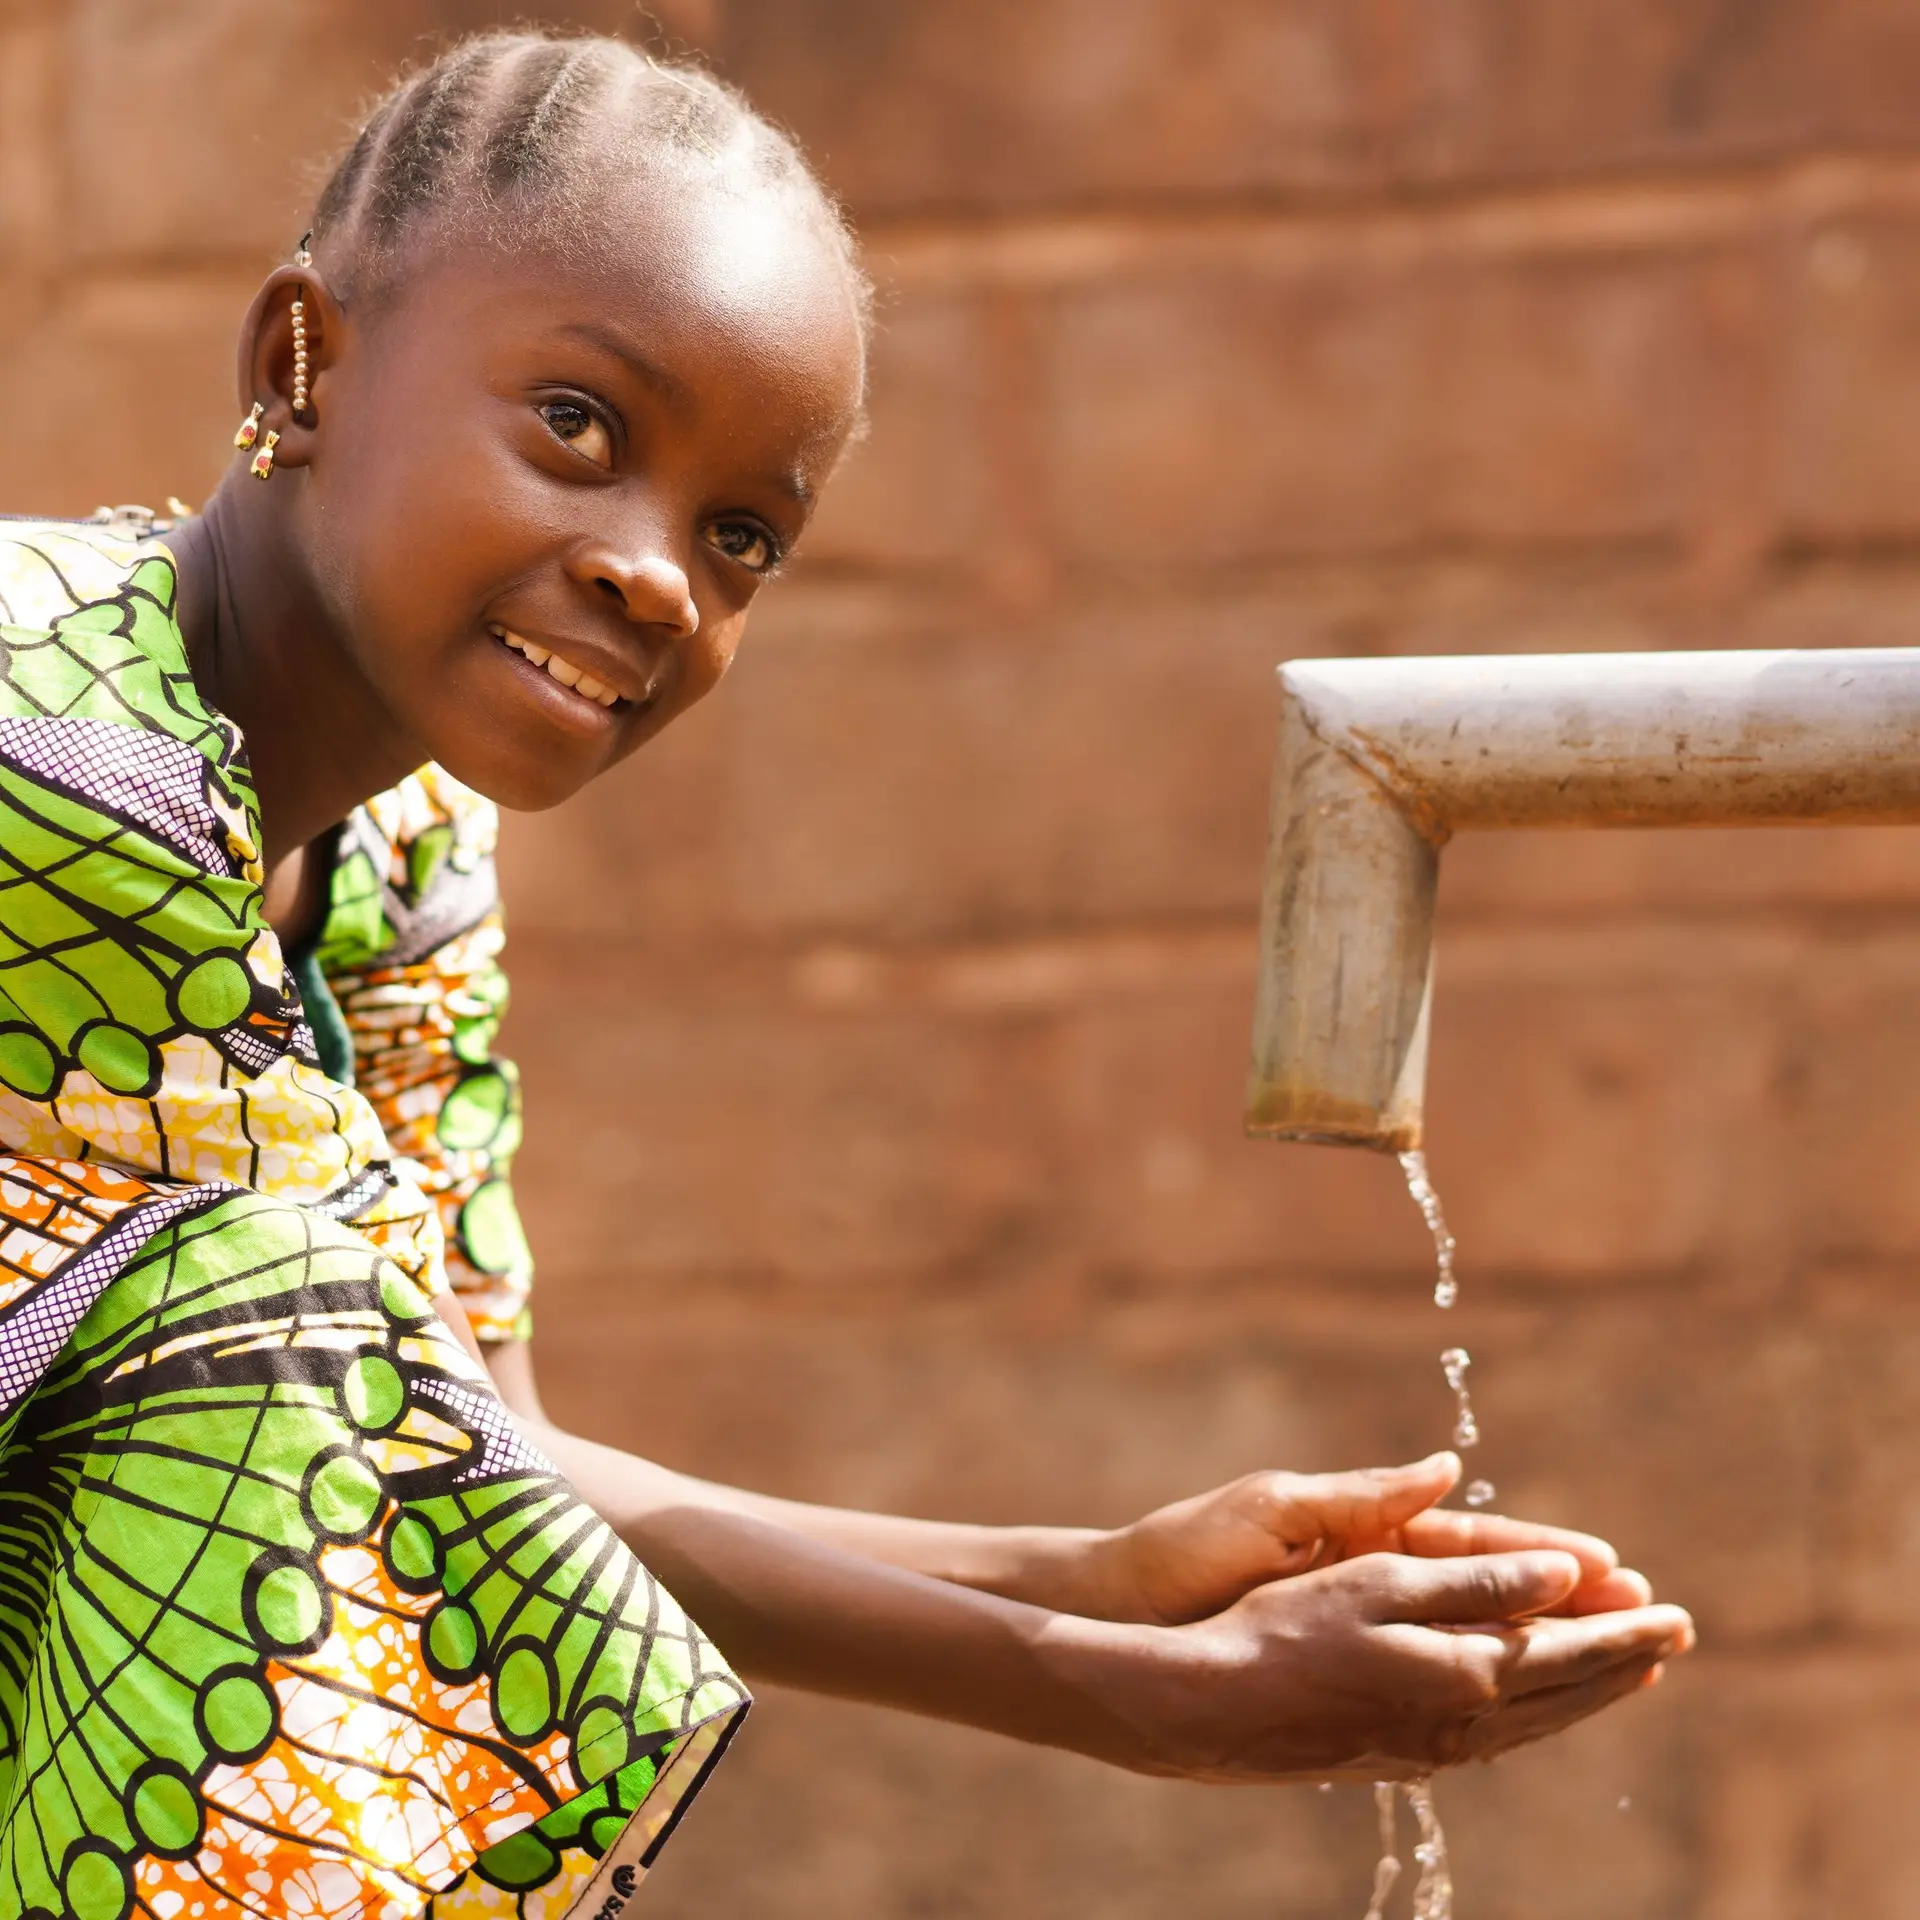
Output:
[10,1,1920,1914]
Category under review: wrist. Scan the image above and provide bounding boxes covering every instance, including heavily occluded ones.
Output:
[951,1523,1142,1620]
[1031,1609,1226,1778]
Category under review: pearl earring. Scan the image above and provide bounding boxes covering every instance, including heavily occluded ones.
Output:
[290,232,313,420]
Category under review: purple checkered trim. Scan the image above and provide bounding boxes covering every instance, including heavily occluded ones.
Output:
[0,716,233,874]
[414,1370,556,1484]
[0,1181,234,1423]
[306,1164,398,1223]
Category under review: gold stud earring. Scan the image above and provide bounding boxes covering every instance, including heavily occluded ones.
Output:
[234,401,264,451]
[250,429,281,481]
[290,231,313,420]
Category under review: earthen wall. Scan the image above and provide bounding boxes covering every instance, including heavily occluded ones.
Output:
[6,5,1920,1912]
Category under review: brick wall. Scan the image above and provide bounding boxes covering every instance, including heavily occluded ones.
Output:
[7,3,1920,1914]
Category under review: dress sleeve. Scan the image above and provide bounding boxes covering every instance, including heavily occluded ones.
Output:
[317,770,535,1346]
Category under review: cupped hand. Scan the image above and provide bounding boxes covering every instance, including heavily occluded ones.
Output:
[1091,1454,1651,1626]
[1118,1549,1693,1784]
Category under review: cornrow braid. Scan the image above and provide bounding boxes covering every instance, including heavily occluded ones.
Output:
[305,28,871,348]
[362,38,500,242]
[479,38,608,191]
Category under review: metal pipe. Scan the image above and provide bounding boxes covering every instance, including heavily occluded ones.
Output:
[1246,648,1920,1151]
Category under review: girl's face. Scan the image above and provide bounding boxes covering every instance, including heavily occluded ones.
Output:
[296,180,865,810]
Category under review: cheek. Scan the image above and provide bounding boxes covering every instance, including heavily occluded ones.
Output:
[682,613,746,704]
[308,403,530,652]
[613,616,744,769]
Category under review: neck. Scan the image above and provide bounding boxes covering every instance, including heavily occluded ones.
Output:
[162,474,425,865]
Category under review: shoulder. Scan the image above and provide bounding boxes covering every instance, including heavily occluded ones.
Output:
[0,517,181,663]
[319,765,503,974]
[0,517,255,880]
[0,517,164,626]
[361,763,501,864]
[0,516,233,760]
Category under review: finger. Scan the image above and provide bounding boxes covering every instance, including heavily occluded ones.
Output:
[1368,1550,1582,1625]
[1460,1656,1666,1762]
[1498,1605,1694,1697]
[1272,1455,1461,1540]
[1400,1508,1618,1582]
[1555,1567,1654,1616]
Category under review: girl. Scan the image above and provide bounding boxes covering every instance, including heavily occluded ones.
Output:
[0,30,1689,1919]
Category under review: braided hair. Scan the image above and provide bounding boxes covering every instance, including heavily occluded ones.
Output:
[308,30,870,340]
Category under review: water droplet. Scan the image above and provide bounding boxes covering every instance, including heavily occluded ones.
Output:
[1465,1479,1496,1508]
[1617,1796,1632,1813]
[1439,1347,1480,1449]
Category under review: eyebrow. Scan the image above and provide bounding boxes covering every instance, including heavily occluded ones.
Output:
[772,468,815,509]
[554,321,693,408]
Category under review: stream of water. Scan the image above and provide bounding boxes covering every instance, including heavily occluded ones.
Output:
[1399,1151,1492,1508]
[1361,1783,1402,1920]
[1352,1151,1487,1918]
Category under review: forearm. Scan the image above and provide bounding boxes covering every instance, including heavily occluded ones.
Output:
[627,1468,1107,1614]
[485,1343,1116,1613]
[529,1418,1179,1766]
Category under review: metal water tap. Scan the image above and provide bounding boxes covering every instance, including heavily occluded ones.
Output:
[1245,649,1920,1151]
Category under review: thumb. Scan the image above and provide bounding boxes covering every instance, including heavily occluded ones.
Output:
[1372,1550,1583,1626]
[1276,1453,1459,1539]
[1349,1452,1461,1531]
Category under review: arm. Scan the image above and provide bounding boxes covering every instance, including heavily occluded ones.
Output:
[489,1345,1692,1780]
[503,1393,1692,1782]
[487,1342,1650,1625]
[482,1339,1112,1608]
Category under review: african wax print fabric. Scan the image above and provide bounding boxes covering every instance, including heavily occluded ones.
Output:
[0,521,747,1918]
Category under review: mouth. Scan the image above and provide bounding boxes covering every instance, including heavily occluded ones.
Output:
[487,624,629,712]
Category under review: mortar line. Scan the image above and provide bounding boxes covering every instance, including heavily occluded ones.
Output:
[858,149,1920,289]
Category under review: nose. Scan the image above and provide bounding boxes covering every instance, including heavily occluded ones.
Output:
[568,528,699,639]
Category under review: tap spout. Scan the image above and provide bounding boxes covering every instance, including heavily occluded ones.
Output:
[1246,648,1920,1150]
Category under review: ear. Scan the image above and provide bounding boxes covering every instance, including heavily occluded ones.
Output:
[232,264,347,473]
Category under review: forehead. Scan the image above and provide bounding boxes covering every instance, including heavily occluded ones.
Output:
[386,173,866,447]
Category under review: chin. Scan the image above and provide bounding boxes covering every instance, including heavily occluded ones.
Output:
[425,740,598,813]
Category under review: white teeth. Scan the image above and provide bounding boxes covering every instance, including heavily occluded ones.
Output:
[493,625,621,707]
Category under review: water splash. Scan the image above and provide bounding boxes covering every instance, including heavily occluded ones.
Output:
[1361,1781,1402,1920]
[1398,1151,1458,1308]
[1406,1779,1455,1920]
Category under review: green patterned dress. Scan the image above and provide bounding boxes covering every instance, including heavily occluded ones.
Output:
[0,518,746,1919]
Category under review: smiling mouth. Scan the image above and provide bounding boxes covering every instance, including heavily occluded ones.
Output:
[488,624,625,709]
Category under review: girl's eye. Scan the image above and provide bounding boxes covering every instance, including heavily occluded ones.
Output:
[703,519,781,574]
[539,399,615,470]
